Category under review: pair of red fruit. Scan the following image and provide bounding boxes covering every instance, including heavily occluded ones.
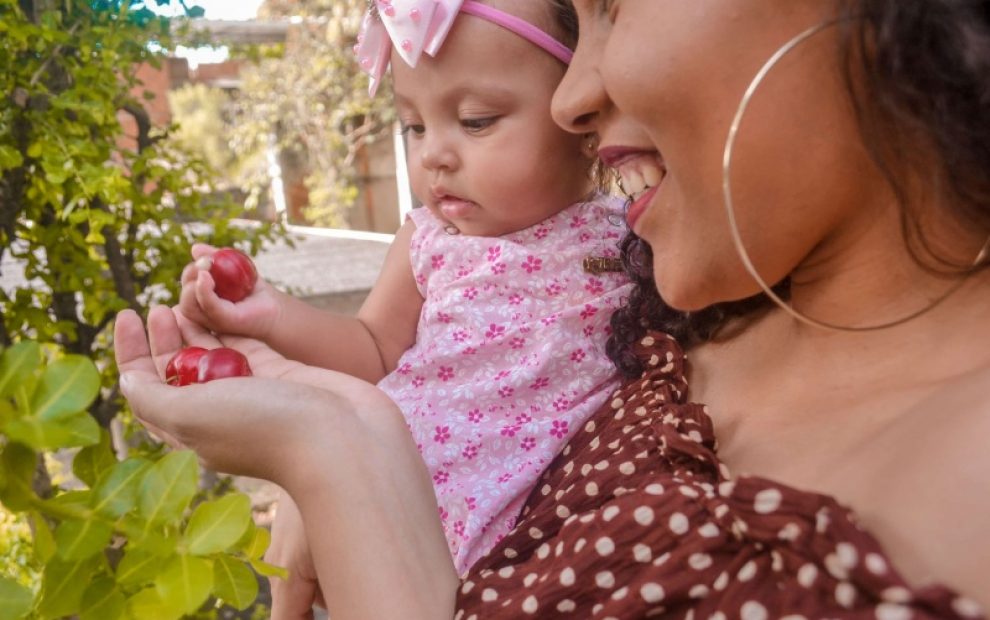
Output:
[165,248,257,387]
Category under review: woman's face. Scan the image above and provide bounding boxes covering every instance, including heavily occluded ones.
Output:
[554,0,889,311]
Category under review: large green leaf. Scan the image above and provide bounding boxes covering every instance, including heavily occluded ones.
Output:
[31,511,56,562]
[80,577,125,620]
[30,354,100,421]
[0,576,34,620]
[184,493,252,556]
[0,442,36,511]
[37,556,103,618]
[5,410,100,450]
[139,450,198,526]
[73,430,118,487]
[0,341,41,399]
[239,524,271,560]
[213,556,259,611]
[125,587,184,620]
[154,554,213,616]
[116,548,172,587]
[92,458,150,518]
[250,557,289,580]
[54,519,114,560]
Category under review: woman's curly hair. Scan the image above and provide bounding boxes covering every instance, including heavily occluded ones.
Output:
[606,0,990,377]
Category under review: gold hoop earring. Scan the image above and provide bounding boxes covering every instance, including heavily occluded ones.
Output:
[722,20,990,333]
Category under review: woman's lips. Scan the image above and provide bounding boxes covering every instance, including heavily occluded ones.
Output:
[604,149,666,231]
[626,185,659,230]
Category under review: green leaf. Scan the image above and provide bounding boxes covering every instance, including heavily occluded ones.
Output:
[116,548,169,587]
[54,519,114,560]
[80,577,125,620]
[139,450,198,526]
[213,556,258,611]
[30,354,100,421]
[0,576,34,620]
[31,511,56,562]
[73,430,118,487]
[5,410,100,450]
[0,443,36,511]
[250,557,288,580]
[92,458,150,518]
[184,493,252,556]
[0,341,41,399]
[125,587,184,620]
[0,145,24,170]
[154,554,213,616]
[239,524,271,560]
[26,142,42,159]
[38,556,103,618]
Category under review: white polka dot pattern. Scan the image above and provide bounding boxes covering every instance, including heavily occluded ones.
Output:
[454,334,985,619]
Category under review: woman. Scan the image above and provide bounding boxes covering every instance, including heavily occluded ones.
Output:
[115,0,990,616]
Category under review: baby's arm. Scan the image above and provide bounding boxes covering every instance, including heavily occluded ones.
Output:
[255,219,423,382]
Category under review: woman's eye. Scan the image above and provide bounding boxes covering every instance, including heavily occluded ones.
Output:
[461,117,497,133]
[400,123,425,137]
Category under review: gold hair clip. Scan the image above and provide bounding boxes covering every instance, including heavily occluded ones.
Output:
[582,256,624,274]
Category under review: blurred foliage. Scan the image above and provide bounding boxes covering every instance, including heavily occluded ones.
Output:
[0,0,287,616]
[230,0,396,226]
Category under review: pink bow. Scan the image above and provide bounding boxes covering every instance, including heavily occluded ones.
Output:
[354,0,463,96]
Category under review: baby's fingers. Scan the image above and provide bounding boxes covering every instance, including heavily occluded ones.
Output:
[191,243,217,261]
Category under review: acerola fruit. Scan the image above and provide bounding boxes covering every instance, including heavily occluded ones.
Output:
[165,346,208,386]
[197,247,258,302]
[197,347,253,383]
[165,346,252,386]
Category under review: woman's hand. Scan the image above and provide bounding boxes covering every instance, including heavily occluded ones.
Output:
[114,306,459,618]
[267,492,325,620]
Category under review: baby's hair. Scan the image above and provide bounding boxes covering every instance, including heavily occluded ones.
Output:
[545,0,579,49]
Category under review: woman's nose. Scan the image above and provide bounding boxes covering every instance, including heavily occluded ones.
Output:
[552,40,607,135]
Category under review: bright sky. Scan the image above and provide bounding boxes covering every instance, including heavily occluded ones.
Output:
[151,0,267,67]
[150,0,266,20]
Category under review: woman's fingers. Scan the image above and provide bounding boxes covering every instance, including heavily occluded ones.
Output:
[269,494,321,620]
[114,309,158,377]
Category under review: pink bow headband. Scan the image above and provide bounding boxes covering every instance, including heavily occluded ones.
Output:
[354,0,574,96]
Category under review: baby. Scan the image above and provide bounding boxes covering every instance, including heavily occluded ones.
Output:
[180,0,631,574]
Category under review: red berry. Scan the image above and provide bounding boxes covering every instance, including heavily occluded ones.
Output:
[198,248,258,302]
[197,347,253,383]
[165,346,208,386]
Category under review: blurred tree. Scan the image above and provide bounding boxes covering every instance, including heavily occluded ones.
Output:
[229,0,396,226]
[0,0,286,616]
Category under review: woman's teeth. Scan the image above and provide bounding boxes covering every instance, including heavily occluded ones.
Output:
[619,161,665,200]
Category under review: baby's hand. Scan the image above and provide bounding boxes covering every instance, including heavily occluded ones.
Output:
[177,243,282,341]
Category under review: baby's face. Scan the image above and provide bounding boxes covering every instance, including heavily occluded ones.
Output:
[392,1,593,237]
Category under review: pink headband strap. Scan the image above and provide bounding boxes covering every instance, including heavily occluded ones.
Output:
[354,0,574,96]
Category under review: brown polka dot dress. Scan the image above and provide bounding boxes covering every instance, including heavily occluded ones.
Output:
[454,333,986,619]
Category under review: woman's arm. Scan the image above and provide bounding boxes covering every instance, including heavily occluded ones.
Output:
[114,308,458,619]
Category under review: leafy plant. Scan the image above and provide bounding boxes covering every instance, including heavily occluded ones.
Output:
[0,0,289,616]
[0,342,285,619]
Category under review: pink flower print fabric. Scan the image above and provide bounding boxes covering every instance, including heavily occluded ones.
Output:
[377,196,633,575]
